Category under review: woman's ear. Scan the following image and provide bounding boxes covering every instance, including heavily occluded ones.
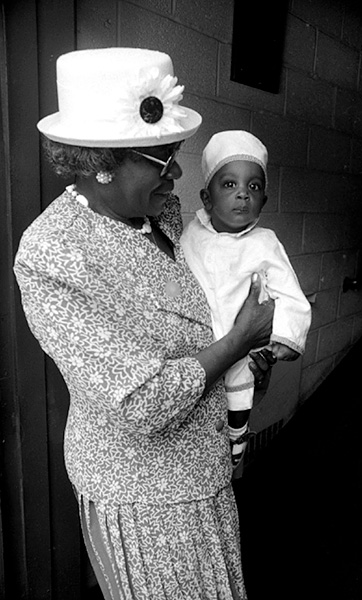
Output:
[200,188,212,211]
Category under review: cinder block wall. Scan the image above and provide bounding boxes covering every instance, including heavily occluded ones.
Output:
[78,0,362,409]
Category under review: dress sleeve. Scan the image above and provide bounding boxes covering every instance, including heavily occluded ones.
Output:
[262,231,312,354]
[14,236,207,435]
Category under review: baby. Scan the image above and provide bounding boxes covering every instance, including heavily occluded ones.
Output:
[181,130,312,468]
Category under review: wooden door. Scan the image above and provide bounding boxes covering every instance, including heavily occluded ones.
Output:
[0,1,82,598]
[1,0,124,595]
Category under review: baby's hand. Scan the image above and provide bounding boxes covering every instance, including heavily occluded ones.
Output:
[269,342,300,361]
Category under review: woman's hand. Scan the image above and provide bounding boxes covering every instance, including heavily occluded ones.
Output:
[233,273,275,351]
[195,273,274,390]
[233,274,275,405]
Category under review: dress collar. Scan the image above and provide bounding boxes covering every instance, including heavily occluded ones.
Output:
[196,208,259,237]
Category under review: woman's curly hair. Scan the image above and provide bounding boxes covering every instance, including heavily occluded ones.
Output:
[42,138,131,178]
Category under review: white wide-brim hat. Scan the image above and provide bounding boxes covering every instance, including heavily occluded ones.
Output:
[202,130,268,188]
[37,47,202,147]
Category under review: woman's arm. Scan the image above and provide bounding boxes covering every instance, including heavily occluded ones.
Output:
[14,233,273,435]
[196,274,274,389]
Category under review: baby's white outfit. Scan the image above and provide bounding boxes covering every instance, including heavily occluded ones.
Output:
[180,208,312,412]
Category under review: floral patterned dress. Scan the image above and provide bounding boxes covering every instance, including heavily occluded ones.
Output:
[14,189,248,600]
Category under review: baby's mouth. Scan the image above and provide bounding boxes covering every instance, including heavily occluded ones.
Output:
[233,207,249,213]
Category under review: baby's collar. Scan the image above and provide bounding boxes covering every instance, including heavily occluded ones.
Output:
[196,208,260,236]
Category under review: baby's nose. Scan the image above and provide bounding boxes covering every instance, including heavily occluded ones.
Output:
[236,188,249,199]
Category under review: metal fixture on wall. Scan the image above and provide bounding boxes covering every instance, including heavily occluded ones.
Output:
[343,277,361,293]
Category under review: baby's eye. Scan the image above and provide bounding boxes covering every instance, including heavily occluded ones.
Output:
[223,181,236,188]
[249,182,262,191]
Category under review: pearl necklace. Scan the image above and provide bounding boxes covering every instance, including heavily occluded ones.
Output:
[66,184,89,207]
[66,184,152,234]
[138,216,152,234]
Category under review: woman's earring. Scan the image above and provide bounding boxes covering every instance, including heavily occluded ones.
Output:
[96,171,114,184]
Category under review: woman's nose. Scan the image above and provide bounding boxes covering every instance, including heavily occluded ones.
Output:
[164,161,182,180]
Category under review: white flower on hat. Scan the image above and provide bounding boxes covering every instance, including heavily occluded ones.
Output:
[115,67,187,138]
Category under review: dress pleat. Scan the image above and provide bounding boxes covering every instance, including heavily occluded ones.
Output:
[78,484,247,600]
[80,498,120,600]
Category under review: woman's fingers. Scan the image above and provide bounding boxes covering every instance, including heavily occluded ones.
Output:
[234,274,275,350]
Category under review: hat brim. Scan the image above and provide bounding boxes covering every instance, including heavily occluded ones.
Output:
[37,107,202,148]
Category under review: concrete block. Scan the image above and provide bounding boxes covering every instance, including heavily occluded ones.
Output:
[263,166,279,213]
[309,288,339,330]
[286,69,334,128]
[319,250,358,290]
[309,126,351,173]
[316,323,337,362]
[175,0,234,43]
[252,113,309,168]
[122,0,171,13]
[316,32,359,89]
[350,138,362,175]
[333,345,353,367]
[335,88,362,137]
[339,288,362,318]
[174,152,204,214]
[180,93,251,154]
[342,4,362,49]
[326,173,362,214]
[344,212,362,249]
[258,212,304,256]
[250,358,302,432]
[181,213,195,229]
[317,317,354,360]
[77,0,118,47]
[335,316,355,349]
[118,1,218,96]
[290,253,321,295]
[284,14,316,72]
[303,213,346,253]
[300,355,335,402]
[292,0,343,38]
[302,329,319,368]
[217,44,285,114]
[352,315,362,343]
[280,167,330,213]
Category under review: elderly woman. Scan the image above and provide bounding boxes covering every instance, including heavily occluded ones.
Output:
[14,48,274,600]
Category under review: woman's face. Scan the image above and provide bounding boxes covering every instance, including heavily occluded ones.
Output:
[104,143,183,219]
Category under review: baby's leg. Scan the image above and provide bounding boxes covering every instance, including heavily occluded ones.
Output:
[228,409,250,429]
[228,409,254,468]
[225,357,255,470]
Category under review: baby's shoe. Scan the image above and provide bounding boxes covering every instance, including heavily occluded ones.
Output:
[230,425,256,468]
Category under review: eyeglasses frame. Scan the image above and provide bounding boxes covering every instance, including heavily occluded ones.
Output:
[130,146,181,177]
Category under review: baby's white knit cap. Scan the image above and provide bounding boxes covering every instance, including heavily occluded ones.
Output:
[202,130,268,188]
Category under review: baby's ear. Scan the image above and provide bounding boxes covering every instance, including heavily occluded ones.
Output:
[200,188,212,210]
[262,194,268,207]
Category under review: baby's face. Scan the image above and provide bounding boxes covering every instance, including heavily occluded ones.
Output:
[203,160,266,233]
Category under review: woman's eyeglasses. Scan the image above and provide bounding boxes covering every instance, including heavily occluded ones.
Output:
[131,147,180,177]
